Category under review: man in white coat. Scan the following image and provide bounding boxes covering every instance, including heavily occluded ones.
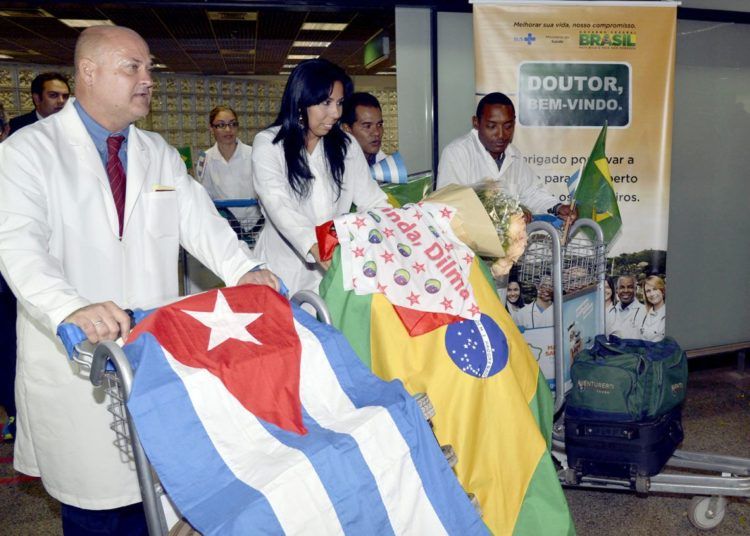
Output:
[437,92,576,221]
[0,26,278,534]
[607,274,646,340]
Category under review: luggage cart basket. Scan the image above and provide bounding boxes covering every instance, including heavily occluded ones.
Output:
[68,290,334,536]
[213,199,265,247]
[182,199,265,296]
[516,218,606,412]
[516,219,750,530]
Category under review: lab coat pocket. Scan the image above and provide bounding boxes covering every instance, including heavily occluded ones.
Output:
[143,190,179,238]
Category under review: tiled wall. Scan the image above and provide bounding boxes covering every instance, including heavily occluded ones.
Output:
[0,64,399,159]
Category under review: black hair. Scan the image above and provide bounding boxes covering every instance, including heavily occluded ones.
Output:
[341,92,382,126]
[31,72,70,97]
[271,59,353,199]
[605,276,617,305]
[505,276,525,309]
[476,92,515,119]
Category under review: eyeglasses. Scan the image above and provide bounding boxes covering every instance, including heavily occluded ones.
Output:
[211,121,239,130]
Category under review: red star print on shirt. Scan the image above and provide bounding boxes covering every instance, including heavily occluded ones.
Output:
[381,251,395,263]
[407,292,421,306]
[444,243,454,251]
[440,207,452,219]
[353,246,365,258]
[412,262,426,273]
[377,283,388,293]
[463,253,473,265]
[354,217,366,229]
[383,228,395,238]
[413,211,423,220]
[441,297,453,311]
[469,303,481,316]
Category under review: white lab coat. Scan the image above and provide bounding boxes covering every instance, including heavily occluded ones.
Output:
[516,301,554,329]
[198,140,261,227]
[507,303,526,328]
[605,301,618,334]
[607,300,647,340]
[252,127,388,294]
[0,99,261,509]
[436,129,558,214]
[640,303,666,342]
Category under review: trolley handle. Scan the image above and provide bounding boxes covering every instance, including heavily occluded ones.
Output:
[57,308,142,367]
[291,290,332,325]
[214,198,259,208]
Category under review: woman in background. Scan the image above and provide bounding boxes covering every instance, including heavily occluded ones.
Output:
[505,277,526,326]
[197,106,261,235]
[252,59,387,293]
[604,276,618,336]
[640,275,666,342]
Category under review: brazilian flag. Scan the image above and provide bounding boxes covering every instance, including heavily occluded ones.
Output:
[380,172,433,207]
[573,124,622,243]
[320,250,575,535]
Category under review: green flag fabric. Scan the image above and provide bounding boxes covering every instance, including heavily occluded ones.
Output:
[572,124,622,243]
[380,172,433,207]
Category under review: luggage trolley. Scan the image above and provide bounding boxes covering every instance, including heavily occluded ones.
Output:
[68,291,333,536]
[516,219,750,531]
[67,291,452,535]
[182,199,265,296]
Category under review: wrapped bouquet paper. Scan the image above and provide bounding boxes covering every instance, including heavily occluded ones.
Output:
[424,184,503,258]
[425,183,527,279]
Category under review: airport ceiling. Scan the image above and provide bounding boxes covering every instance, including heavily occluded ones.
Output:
[0,1,469,76]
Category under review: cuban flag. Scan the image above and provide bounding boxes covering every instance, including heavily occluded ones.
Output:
[370,151,409,184]
[124,285,484,535]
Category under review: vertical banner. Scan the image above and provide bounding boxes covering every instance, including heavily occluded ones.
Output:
[474,1,675,343]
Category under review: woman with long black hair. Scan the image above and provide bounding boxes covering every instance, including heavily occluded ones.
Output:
[252,59,387,293]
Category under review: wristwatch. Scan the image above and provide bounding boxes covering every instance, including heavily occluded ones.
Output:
[547,203,562,216]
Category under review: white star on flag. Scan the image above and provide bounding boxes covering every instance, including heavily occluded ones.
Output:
[182,290,263,351]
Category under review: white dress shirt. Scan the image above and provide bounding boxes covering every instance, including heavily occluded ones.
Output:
[436,129,558,214]
[198,140,261,227]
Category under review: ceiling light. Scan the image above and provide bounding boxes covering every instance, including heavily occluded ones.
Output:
[60,19,114,28]
[292,41,331,48]
[301,22,348,32]
[288,54,317,60]
[0,54,14,60]
[220,49,256,55]
[207,11,257,21]
[375,72,394,76]
[152,63,167,69]
[0,9,52,18]
[283,64,297,69]
[279,71,291,75]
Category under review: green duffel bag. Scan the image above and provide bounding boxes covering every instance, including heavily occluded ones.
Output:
[567,335,687,421]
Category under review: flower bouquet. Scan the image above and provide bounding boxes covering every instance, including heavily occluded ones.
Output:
[473,181,528,279]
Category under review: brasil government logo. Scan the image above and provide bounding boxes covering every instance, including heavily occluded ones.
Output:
[579,32,637,48]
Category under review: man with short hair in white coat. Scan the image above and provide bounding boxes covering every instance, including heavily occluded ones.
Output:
[0,25,278,534]
[607,274,646,340]
[437,92,576,221]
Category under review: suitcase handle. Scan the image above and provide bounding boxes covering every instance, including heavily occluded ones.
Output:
[577,423,639,440]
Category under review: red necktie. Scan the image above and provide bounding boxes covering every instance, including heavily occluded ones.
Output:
[106,135,126,236]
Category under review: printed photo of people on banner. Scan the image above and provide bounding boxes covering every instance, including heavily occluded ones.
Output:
[472,1,676,387]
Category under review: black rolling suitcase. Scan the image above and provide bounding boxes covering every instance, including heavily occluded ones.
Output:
[564,405,684,478]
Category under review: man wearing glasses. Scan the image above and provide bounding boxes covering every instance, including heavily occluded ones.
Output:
[196,106,260,235]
